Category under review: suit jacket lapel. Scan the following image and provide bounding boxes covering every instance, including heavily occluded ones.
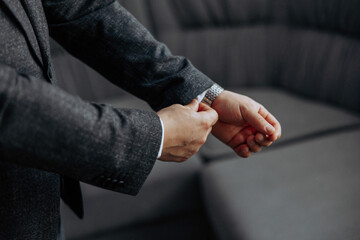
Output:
[1,0,44,68]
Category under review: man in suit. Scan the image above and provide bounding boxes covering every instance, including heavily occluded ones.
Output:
[0,0,281,239]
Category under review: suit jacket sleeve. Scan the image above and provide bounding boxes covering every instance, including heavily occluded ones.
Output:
[42,0,215,111]
[0,64,161,195]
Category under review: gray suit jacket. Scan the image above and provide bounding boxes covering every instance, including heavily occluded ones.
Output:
[0,0,214,239]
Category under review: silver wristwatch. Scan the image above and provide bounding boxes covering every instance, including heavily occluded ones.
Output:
[202,84,224,106]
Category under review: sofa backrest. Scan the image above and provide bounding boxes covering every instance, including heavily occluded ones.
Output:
[145,0,360,113]
[148,0,360,35]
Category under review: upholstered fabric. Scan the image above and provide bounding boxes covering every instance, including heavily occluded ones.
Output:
[145,0,360,112]
[201,88,360,161]
[153,0,360,34]
[267,27,360,112]
[202,129,360,240]
[164,26,360,111]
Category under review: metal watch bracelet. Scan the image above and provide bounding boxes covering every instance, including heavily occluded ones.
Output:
[202,84,224,106]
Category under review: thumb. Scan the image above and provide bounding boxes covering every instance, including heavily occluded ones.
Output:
[199,107,219,127]
[198,102,212,112]
[246,110,275,135]
[185,99,199,111]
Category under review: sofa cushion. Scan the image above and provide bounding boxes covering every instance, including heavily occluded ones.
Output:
[200,87,360,161]
[201,129,360,240]
[61,155,203,239]
[154,0,360,37]
[267,26,360,112]
[159,26,360,113]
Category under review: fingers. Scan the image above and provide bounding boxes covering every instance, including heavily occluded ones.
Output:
[258,106,281,141]
[255,132,273,147]
[234,144,251,158]
[233,134,267,157]
[227,126,254,149]
[245,106,275,136]
[247,135,262,153]
[185,99,199,111]
[212,120,238,143]
[188,101,218,127]
[199,105,219,127]
[198,102,211,112]
[244,104,280,148]
[157,100,218,163]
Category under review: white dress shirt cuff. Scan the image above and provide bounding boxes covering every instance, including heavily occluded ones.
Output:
[157,118,165,159]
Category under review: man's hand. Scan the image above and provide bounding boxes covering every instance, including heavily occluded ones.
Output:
[210,90,281,158]
[157,99,218,162]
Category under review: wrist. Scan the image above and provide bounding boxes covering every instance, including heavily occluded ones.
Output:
[211,89,229,109]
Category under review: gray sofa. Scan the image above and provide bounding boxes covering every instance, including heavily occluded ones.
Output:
[54,0,360,239]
